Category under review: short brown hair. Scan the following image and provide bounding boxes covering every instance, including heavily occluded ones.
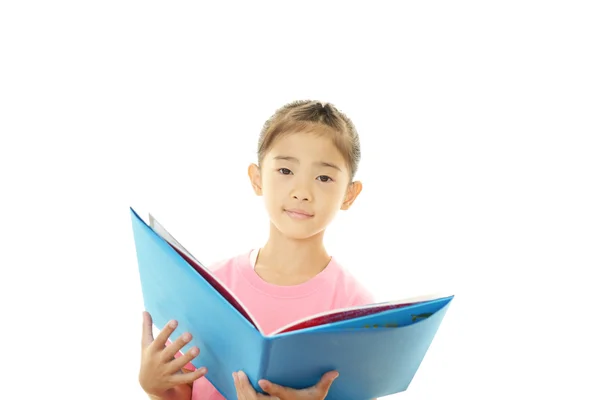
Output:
[257,100,361,181]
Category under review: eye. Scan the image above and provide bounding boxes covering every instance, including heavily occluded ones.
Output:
[278,168,292,175]
[317,175,333,182]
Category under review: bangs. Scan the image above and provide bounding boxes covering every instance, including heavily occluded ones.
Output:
[259,119,352,171]
[257,100,360,179]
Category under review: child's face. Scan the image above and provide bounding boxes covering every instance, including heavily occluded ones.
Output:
[248,131,362,240]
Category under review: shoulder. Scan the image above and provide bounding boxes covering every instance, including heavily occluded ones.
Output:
[205,250,252,280]
[328,258,375,307]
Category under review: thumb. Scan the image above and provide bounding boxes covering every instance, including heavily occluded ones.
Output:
[258,379,289,398]
[141,311,154,348]
[314,371,339,393]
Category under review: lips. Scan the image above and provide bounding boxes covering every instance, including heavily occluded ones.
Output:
[284,208,314,219]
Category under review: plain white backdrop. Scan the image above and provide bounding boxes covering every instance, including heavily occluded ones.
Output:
[1,1,599,399]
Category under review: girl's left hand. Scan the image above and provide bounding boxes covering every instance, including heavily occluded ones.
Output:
[233,371,278,400]
[233,370,339,400]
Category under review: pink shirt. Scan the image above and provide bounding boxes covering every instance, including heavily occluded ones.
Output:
[179,249,374,400]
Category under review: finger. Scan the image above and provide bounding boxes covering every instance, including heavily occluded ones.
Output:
[232,372,246,400]
[141,311,155,348]
[166,345,200,373]
[150,319,179,351]
[169,365,208,385]
[236,371,260,399]
[237,371,253,392]
[314,370,339,394]
[257,379,289,398]
[162,331,193,361]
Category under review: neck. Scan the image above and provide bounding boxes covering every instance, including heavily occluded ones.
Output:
[257,222,330,276]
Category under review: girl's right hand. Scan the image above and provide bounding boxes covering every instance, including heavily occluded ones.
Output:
[139,311,208,399]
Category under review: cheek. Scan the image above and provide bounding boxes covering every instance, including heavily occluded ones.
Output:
[262,174,280,190]
[316,186,346,208]
[262,178,285,203]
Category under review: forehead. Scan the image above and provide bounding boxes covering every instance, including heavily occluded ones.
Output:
[267,132,346,164]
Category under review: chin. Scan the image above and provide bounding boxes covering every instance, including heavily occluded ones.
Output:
[272,220,325,240]
[283,231,320,240]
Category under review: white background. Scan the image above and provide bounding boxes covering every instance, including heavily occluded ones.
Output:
[1,1,599,399]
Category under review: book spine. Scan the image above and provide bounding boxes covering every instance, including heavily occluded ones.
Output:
[258,338,272,382]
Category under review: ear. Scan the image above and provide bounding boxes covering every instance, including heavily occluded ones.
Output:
[341,180,362,210]
[248,163,263,196]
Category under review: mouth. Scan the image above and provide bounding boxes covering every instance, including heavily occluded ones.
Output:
[284,209,314,220]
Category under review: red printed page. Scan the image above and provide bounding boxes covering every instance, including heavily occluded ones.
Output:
[271,293,448,335]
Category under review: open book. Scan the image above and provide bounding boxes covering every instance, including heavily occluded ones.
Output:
[130,207,453,400]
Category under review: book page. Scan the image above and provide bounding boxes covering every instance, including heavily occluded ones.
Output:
[270,293,450,335]
[148,214,264,334]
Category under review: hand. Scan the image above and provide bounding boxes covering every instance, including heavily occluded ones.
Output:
[139,311,208,399]
[259,371,339,400]
[233,370,279,399]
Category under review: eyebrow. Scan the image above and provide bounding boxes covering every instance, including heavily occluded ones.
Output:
[273,155,342,172]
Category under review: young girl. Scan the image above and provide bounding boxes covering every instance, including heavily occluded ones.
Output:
[138,100,376,400]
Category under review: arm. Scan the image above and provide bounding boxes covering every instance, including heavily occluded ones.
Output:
[147,383,192,400]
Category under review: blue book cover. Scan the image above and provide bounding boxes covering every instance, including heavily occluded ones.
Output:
[130,207,453,400]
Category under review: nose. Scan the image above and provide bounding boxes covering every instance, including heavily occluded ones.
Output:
[291,183,312,202]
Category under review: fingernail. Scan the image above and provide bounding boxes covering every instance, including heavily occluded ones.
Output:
[198,367,207,374]
[169,320,177,328]
[183,333,192,342]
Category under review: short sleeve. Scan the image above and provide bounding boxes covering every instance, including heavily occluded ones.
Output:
[350,286,375,307]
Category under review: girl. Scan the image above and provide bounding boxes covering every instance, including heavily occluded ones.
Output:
[138,100,376,400]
